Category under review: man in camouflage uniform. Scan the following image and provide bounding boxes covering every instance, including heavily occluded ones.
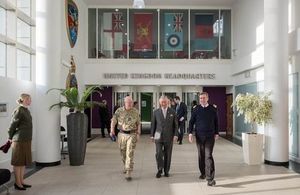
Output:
[110,96,141,181]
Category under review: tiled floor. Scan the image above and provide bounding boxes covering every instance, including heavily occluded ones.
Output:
[2,136,300,195]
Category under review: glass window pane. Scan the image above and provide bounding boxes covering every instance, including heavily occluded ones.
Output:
[220,10,231,59]
[289,73,299,157]
[190,10,219,59]
[163,93,176,100]
[17,19,31,47]
[160,10,188,59]
[116,92,130,106]
[17,49,31,81]
[0,8,6,35]
[98,9,128,59]
[88,9,96,58]
[129,9,158,59]
[0,42,6,77]
[7,0,16,6]
[186,92,198,122]
[17,0,31,16]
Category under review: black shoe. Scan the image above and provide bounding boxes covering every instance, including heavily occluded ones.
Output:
[22,183,32,188]
[207,180,216,186]
[199,174,206,179]
[178,142,182,145]
[156,170,162,178]
[14,183,26,190]
[164,173,169,177]
[125,171,132,181]
[102,135,106,138]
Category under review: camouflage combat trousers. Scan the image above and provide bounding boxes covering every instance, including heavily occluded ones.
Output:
[118,132,137,171]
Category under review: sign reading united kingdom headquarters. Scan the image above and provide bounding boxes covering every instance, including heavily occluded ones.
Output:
[103,73,216,80]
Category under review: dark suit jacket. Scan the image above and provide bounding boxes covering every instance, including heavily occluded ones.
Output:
[151,107,178,143]
[99,105,110,122]
[176,102,187,121]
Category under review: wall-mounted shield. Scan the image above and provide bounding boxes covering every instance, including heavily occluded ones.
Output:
[66,0,79,48]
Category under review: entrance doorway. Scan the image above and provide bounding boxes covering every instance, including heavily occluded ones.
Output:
[141,93,153,122]
[203,87,227,133]
[141,93,153,134]
[160,92,176,100]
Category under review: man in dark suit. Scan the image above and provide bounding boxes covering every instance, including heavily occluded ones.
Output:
[188,92,219,186]
[151,96,178,178]
[174,96,187,145]
[99,100,110,138]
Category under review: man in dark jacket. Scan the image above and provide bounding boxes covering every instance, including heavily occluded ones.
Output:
[188,92,219,186]
[174,96,187,145]
[99,100,110,137]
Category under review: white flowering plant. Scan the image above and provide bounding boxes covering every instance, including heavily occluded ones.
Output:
[233,92,272,131]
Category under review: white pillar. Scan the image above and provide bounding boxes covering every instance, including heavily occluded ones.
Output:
[35,0,61,166]
[264,0,289,165]
[294,0,300,28]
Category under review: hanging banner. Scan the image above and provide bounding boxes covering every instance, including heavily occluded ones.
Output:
[102,12,124,51]
[134,13,153,51]
[66,0,79,48]
[164,13,184,51]
[194,14,216,51]
[195,14,214,38]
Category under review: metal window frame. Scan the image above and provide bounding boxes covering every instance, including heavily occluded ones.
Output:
[0,0,35,81]
[88,7,232,60]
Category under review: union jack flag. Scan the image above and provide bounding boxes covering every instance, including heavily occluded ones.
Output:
[113,12,123,32]
[173,13,183,32]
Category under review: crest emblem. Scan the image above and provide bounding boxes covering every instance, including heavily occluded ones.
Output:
[66,0,79,48]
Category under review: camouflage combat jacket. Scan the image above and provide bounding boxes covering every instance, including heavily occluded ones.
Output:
[112,107,140,131]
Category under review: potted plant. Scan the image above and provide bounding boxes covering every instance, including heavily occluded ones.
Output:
[47,86,100,166]
[233,92,272,165]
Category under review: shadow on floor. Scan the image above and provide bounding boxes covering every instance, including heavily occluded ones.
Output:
[220,135,300,174]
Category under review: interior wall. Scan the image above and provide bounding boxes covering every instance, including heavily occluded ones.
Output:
[0,78,36,169]
[231,0,264,139]
[232,0,264,74]
[0,0,37,169]
[84,61,233,86]
[60,0,88,129]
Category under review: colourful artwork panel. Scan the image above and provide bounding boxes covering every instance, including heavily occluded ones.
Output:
[66,0,79,48]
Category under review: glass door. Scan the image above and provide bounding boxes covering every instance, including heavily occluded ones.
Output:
[141,93,153,122]
[183,92,198,133]
[114,92,131,108]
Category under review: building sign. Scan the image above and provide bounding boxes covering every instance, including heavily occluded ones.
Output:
[103,73,215,80]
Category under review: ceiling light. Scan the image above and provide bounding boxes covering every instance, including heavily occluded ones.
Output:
[133,0,145,9]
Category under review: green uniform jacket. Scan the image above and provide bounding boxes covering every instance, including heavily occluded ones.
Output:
[112,107,140,131]
[8,106,32,141]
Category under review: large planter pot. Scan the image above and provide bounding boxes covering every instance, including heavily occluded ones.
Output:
[67,112,88,166]
[242,133,264,165]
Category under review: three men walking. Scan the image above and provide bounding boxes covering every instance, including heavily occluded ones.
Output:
[110,92,218,186]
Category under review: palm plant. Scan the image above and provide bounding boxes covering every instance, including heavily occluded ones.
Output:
[47,86,100,112]
[47,85,101,166]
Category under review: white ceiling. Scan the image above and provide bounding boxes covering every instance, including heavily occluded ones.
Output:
[83,0,236,7]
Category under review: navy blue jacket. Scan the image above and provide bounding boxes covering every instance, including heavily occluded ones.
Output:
[176,102,187,121]
[188,104,219,137]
